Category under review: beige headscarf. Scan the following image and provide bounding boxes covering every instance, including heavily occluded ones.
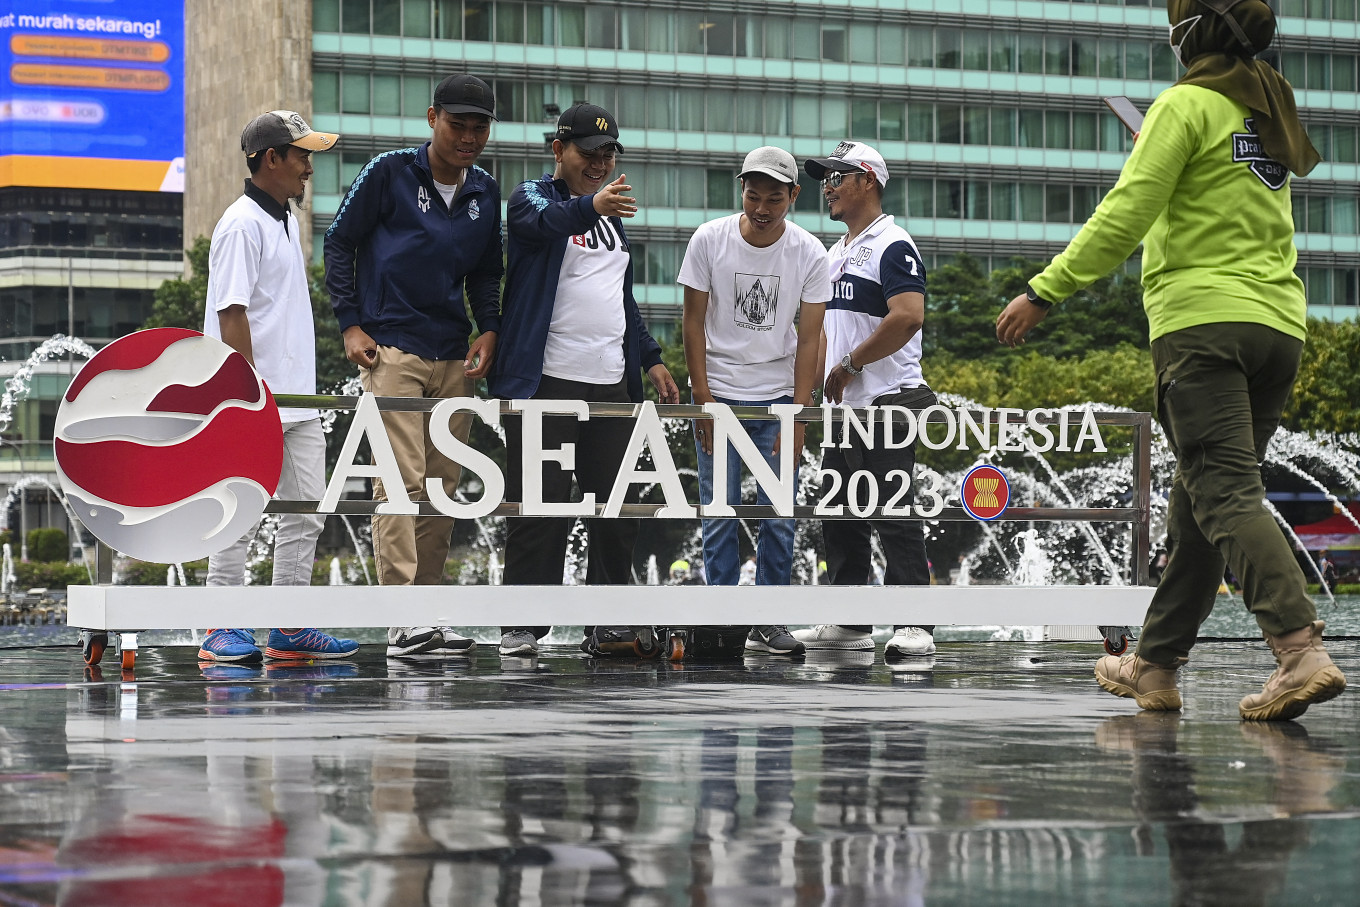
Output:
[1169,0,1319,177]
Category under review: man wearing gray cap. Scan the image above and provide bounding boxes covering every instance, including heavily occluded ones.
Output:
[198,110,359,664]
[325,74,504,658]
[677,146,830,657]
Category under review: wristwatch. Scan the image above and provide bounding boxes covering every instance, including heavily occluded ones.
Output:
[1025,283,1054,311]
[840,353,863,375]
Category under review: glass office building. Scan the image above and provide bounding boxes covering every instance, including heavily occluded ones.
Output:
[308,0,1357,327]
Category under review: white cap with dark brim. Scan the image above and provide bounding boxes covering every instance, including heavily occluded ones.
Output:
[804,140,889,186]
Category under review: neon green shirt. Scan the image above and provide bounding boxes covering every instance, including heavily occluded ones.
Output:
[1029,84,1306,343]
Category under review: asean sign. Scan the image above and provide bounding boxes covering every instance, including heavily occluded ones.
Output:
[54,328,283,563]
[960,464,1010,521]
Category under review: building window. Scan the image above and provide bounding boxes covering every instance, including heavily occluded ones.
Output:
[405,0,433,36]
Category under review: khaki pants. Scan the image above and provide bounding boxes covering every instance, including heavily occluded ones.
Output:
[1138,322,1315,664]
[360,345,472,585]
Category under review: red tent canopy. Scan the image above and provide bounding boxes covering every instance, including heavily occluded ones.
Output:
[1294,502,1360,551]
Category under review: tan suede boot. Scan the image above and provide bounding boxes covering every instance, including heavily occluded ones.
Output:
[1094,653,1184,711]
[1240,620,1347,722]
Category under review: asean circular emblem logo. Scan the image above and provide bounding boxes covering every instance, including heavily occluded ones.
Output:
[960,464,1010,521]
[54,328,284,563]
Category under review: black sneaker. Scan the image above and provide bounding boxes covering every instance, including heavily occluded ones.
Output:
[745,625,806,656]
[581,626,638,657]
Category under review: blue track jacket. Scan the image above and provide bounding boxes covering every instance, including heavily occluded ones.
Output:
[490,173,663,402]
[324,142,503,360]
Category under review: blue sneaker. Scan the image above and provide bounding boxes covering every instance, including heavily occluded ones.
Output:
[198,628,262,664]
[265,628,359,661]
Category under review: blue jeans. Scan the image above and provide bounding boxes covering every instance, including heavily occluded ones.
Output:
[695,394,798,586]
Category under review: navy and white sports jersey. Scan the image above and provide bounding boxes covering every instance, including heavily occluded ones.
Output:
[823,214,928,406]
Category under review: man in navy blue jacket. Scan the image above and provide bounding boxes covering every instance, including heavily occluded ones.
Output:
[490,103,679,658]
[324,74,503,659]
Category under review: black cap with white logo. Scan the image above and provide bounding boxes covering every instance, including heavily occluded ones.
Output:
[556,103,624,153]
[433,74,497,119]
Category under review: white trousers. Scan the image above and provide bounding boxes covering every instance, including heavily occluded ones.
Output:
[207,418,327,587]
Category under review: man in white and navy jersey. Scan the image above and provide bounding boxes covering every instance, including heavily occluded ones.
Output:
[792,141,942,660]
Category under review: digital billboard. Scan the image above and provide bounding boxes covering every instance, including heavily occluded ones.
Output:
[0,0,183,192]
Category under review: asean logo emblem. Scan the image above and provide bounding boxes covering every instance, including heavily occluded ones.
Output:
[54,328,284,563]
[960,464,1009,521]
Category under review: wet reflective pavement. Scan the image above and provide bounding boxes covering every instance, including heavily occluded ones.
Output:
[1,639,1357,906]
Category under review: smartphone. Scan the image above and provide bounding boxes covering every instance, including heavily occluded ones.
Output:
[1103,96,1145,134]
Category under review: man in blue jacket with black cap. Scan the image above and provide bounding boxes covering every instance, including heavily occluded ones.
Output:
[324,74,503,659]
[491,103,679,658]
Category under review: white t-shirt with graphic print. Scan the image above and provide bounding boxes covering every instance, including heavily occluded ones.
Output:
[676,213,831,400]
[542,215,629,384]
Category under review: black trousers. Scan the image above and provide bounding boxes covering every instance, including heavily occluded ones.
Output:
[821,386,938,633]
[501,376,639,638]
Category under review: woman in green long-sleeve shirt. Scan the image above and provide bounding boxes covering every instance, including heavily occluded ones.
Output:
[996,0,1346,722]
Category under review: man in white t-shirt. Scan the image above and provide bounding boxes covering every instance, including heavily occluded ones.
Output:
[792,141,941,660]
[198,110,358,664]
[678,146,830,657]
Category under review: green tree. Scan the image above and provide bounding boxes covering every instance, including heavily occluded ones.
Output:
[143,235,210,329]
[1284,318,1360,433]
[26,527,69,562]
[924,254,1147,364]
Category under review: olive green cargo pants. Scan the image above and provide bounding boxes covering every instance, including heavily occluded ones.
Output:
[1137,322,1316,665]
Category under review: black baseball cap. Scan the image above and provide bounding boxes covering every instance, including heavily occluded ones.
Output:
[433,74,496,119]
[556,103,624,153]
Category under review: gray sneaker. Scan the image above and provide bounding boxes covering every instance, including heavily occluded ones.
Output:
[790,625,874,651]
[745,625,806,656]
[499,628,539,657]
[386,626,444,657]
[433,627,476,654]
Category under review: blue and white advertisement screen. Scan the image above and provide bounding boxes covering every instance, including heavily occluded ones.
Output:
[0,0,184,191]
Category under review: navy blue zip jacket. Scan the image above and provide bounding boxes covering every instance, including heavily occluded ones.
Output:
[489,173,663,402]
[324,142,503,360]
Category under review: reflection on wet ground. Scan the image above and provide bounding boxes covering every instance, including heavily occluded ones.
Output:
[0,640,1357,905]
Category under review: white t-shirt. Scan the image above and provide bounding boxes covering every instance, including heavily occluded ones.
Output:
[822,214,928,407]
[542,215,628,384]
[676,214,831,400]
[204,188,317,422]
[433,177,459,208]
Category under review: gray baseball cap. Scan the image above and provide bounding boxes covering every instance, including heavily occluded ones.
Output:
[241,110,339,157]
[738,146,799,185]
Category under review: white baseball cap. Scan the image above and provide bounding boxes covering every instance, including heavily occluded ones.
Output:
[804,140,889,186]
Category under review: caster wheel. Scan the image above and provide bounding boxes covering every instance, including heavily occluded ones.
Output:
[667,633,685,662]
[633,638,661,659]
[121,649,136,671]
[1103,635,1130,656]
[82,632,108,666]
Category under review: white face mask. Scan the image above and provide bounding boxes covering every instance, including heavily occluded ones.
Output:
[1169,14,1203,67]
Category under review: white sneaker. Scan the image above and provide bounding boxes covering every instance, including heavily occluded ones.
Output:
[433,627,476,654]
[886,627,936,657]
[790,625,874,650]
[386,626,444,657]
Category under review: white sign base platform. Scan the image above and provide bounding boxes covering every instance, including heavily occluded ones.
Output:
[68,584,1153,633]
